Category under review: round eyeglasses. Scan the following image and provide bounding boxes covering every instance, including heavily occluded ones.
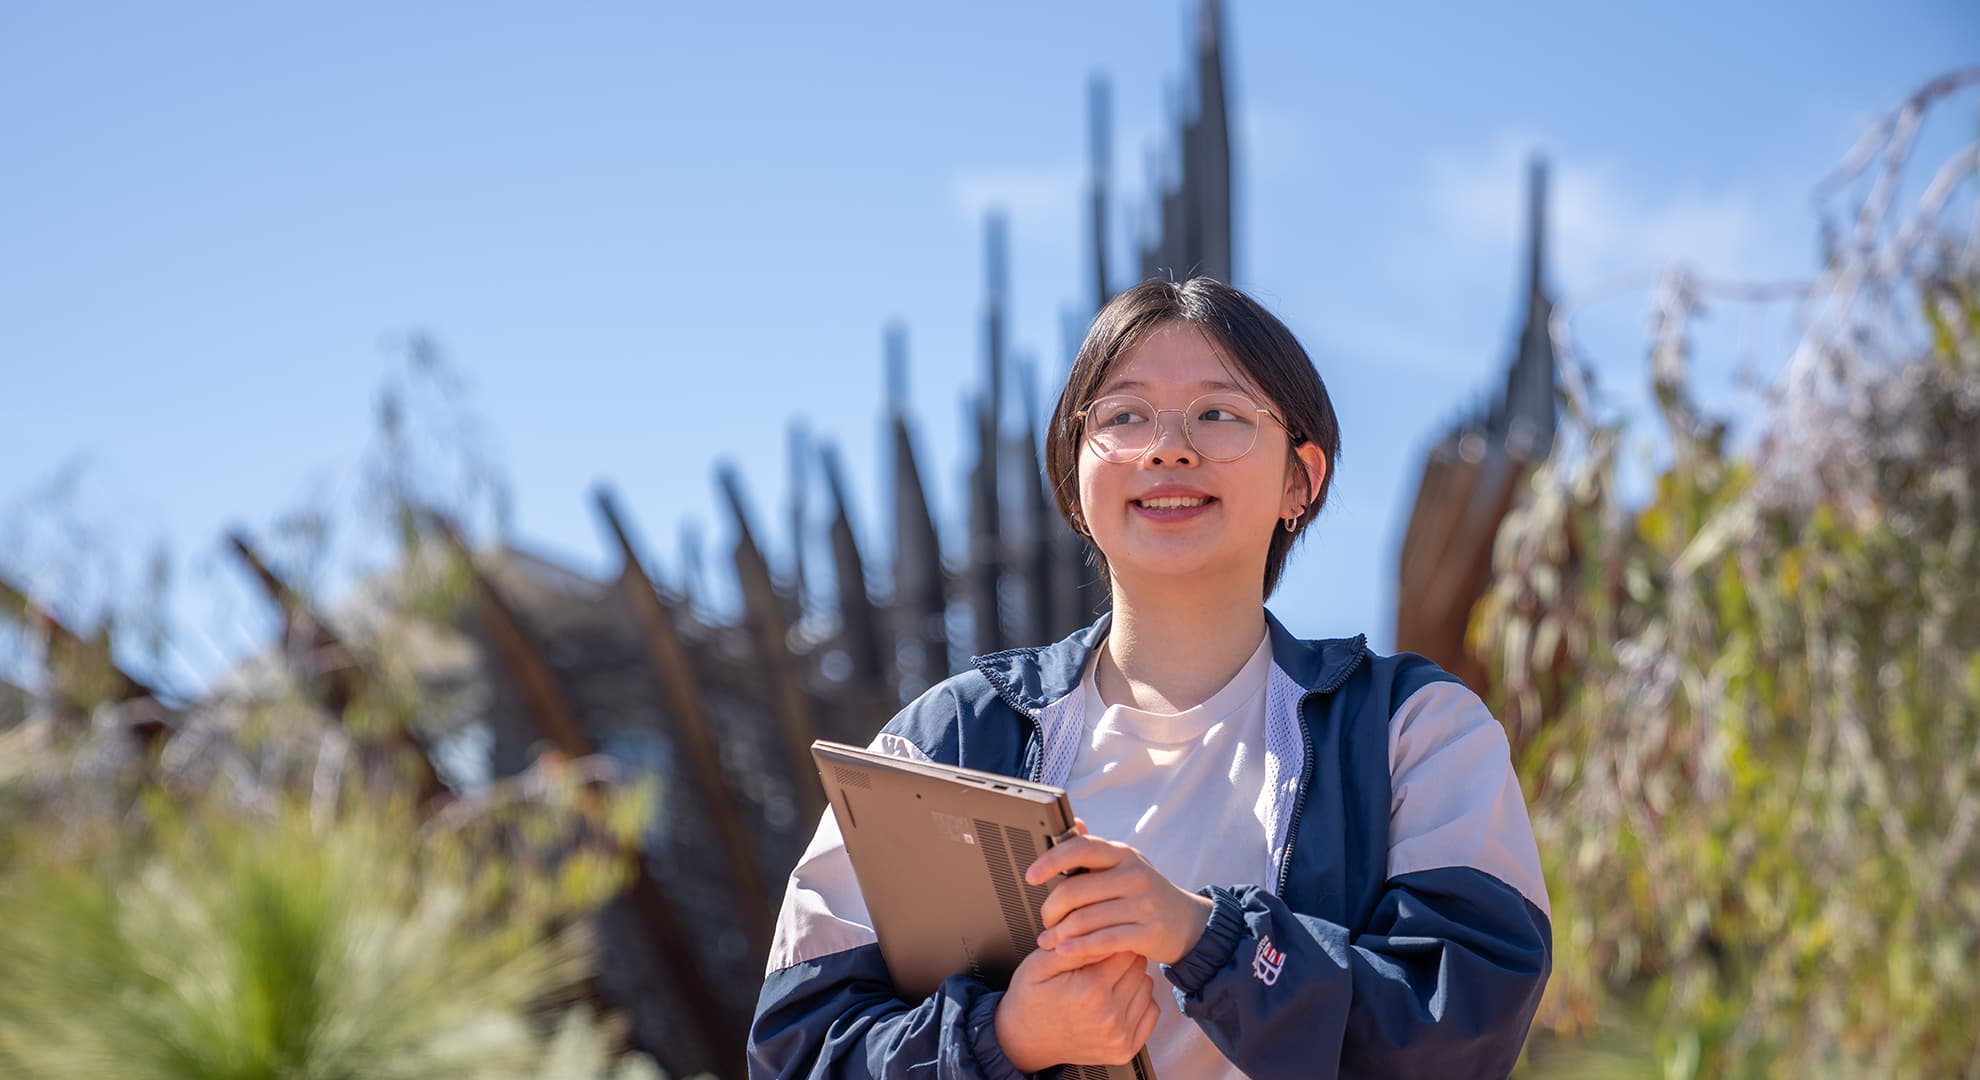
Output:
[1073,392,1294,463]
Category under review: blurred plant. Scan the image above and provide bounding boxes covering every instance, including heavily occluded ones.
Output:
[0,705,669,1080]
[1485,72,1980,1077]
[365,332,511,600]
[0,310,708,1076]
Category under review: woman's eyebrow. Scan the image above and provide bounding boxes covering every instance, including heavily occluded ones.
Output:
[1097,377,1252,396]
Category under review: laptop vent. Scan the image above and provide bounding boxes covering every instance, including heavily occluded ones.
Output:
[1062,1061,1145,1080]
[832,765,872,790]
[973,820,1041,953]
[1004,829,1053,922]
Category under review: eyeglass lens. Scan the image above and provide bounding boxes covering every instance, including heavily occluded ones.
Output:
[1082,393,1266,462]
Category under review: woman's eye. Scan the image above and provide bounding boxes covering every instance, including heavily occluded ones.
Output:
[1198,407,1240,422]
[1102,410,1145,427]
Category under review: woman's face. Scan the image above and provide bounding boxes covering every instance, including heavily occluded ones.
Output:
[1075,321,1320,595]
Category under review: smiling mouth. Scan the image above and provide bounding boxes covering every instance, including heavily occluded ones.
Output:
[1134,495,1214,509]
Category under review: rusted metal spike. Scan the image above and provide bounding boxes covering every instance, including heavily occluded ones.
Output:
[427,514,737,1073]
[591,486,775,955]
[820,443,891,702]
[224,530,447,807]
[787,420,810,603]
[891,411,949,680]
[428,516,594,759]
[1088,75,1112,310]
[1017,361,1060,644]
[0,573,172,746]
[968,394,1004,657]
[717,468,825,826]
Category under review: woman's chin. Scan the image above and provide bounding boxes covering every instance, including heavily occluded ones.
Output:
[1107,545,1250,588]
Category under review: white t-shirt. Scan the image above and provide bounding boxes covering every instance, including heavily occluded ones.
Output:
[1063,631,1275,1080]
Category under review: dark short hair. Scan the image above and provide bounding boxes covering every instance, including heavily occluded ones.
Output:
[1044,277,1341,598]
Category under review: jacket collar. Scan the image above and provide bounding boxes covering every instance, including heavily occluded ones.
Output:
[970,608,1368,718]
[1264,610,1369,694]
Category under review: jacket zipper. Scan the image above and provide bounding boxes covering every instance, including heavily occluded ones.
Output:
[980,638,1366,889]
[970,659,1047,783]
[1276,696,1316,896]
[1275,648,1368,896]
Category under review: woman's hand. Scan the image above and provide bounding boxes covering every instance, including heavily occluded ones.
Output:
[1026,819,1214,966]
[994,947,1159,1072]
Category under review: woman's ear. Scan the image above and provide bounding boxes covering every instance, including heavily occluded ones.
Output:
[1285,443,1328,515]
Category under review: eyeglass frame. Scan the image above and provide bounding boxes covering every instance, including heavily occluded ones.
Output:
[1071,391,1302,464]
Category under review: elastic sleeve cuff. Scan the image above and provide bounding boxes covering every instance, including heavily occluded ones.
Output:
[1162,885,1245,996]
[966,989,1051,1080]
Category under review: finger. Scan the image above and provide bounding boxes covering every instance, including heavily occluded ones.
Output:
[1038,896,1141,949]
[1073,817,1089,836]
[1028,939,1138,983]
[1053,922,1154,963]
[1043,858,1167,929]
[1116,970,1156,1024]
[1110,979,1158,1063]
[1060,948,1138,989]
[1130,990,1160,1049]
[1025,835,1127,886]
[1038,864,1138,929]
[1097,949,1144,983]
[1108,952,1151,996]
[1019,939,1092,980]
[1055,949,1138,995]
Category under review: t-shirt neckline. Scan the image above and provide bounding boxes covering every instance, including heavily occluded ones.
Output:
[1082,628,1274,744]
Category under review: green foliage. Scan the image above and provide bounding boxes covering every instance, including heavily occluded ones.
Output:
[1483,258,1980,1076]
[0,723,667,1080]
[0,326,685,1078]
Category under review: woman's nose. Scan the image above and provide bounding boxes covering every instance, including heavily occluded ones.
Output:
[1145,411,1195,466]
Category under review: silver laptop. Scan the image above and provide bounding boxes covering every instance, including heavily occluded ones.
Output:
[812,739,1158,1080]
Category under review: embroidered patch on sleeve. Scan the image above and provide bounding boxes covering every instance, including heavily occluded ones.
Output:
[1252,935,1286,986]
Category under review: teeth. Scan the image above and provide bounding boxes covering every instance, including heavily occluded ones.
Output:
[1139,496,1208,509]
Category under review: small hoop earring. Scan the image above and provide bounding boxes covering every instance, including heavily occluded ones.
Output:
[1283,504,1307,533]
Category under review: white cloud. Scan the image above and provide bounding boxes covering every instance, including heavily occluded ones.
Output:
[1403,134,1831,441]
[1420,134,1791,289]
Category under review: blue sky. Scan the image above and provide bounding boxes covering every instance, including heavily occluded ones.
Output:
[3,1,1975,696]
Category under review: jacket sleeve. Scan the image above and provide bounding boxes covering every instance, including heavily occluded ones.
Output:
[1160,679,1553,1078]
[747,732,1035,1080]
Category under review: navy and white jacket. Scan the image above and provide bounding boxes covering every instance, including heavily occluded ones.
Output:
[749,611,1552,1078]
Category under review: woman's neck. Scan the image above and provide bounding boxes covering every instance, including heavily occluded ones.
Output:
[1096,576,1268,714]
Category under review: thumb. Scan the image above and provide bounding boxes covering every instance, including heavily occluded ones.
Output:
[1099,950,1145,981]
[1021,942,1089,981]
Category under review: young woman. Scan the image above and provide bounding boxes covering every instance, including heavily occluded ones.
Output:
[749,278,1551,1078]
